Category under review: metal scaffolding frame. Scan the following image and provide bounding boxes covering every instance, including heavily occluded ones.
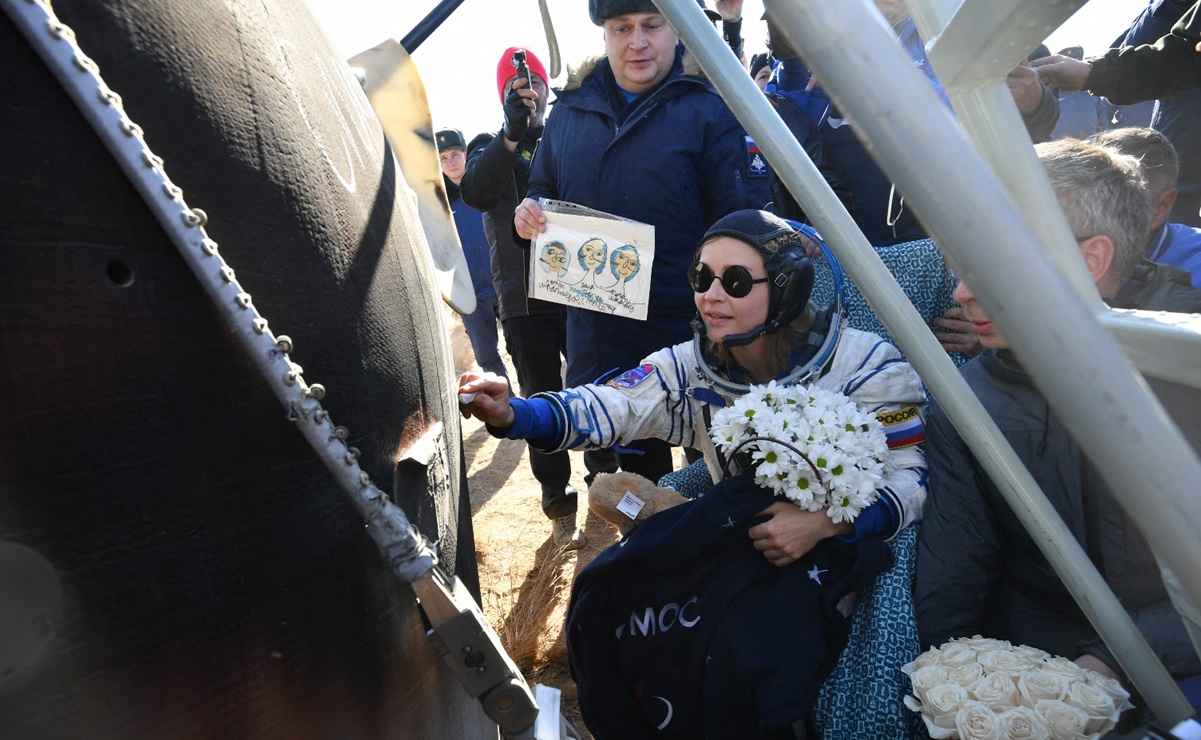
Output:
[654,0,1201,723]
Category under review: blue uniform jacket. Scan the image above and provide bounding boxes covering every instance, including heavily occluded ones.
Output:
[527,48,758,385]
[1146,220,1201,289]
[1051,90,1107,140]
[446,177,496,301]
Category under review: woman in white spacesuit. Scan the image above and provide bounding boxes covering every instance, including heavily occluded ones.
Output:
[459,209,927,565]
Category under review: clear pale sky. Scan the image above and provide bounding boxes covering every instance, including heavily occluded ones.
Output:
[303,0,1146,138]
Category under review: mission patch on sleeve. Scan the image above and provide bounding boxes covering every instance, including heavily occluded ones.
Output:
[608,363,656,389]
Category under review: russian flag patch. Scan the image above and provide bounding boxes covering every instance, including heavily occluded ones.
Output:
[745,135,768,176]
[608,363,656,389]
[878,404,925,449]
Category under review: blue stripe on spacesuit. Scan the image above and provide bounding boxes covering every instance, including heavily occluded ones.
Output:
[842,357,906,397]
[877,486,902,540]
[544,390,591,450]
[663,347,690,445]
[848,340,888,377]
[688,386,727,407]
[582,385,619,446]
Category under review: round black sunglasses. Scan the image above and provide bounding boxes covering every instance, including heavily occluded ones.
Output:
[688,261,769,298]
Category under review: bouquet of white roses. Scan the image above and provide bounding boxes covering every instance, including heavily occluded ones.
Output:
[903,636,1134,739]
[708,381,891,523]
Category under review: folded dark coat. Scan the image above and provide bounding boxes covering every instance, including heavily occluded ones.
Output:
[566,475,892,739]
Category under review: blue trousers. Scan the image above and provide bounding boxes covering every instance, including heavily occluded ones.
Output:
[462,294,508,379]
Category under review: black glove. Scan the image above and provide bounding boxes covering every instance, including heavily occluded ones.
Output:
[503,86,531,142]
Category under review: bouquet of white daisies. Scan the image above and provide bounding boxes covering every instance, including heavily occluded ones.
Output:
[708,381,891,523]
[903,636,1134,739]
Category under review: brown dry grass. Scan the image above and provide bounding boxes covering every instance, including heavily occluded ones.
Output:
[477,540,573,671]
[474,535,583,735]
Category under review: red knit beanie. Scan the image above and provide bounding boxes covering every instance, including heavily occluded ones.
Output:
[495,47,549,102]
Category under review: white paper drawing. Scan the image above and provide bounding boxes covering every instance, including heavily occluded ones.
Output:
[530,204,654,321]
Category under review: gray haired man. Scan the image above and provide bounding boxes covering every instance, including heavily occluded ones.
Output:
[915,139,1201,704]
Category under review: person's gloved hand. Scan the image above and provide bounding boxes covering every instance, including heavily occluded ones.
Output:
[502,78,535,142]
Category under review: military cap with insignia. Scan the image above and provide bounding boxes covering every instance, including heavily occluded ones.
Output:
[435,128,467,153]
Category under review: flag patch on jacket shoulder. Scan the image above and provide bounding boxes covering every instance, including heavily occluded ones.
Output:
[609,364,655,388]
[745,135,768,176]
[877,405,925,449]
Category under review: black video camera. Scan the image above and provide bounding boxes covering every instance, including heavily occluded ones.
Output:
[511,49,530,91]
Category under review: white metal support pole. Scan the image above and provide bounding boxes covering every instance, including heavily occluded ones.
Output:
[911,0,1098,303]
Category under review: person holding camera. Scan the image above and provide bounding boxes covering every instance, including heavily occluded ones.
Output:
[460,47,609,549]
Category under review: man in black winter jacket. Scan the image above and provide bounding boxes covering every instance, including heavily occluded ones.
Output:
[460,47,615,549]
[915,139,1201,705]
